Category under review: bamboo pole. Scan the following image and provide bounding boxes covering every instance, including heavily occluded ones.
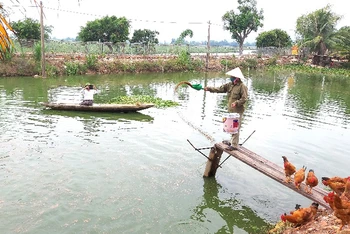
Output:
[40,1,46,78]
[205,21,211,70]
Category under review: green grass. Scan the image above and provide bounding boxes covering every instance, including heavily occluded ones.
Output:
[266,64,350,77]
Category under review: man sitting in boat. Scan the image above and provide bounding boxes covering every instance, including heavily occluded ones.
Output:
[80,83,98,106]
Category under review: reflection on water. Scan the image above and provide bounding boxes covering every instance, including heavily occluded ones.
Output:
[0,71,350,233]
[41,109,154,122]
[47,85,83,104]
[192,177,270,233]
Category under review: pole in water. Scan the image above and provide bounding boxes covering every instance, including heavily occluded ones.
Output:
[219,155,231,167]
[187,139,222,168]
[187,139,212,161]
[239,130,256,146]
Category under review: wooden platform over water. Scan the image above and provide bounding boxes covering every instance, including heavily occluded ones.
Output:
[205,142,331,210]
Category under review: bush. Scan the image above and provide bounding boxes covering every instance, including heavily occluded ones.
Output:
[33,42,41,62]
[86,54,98,70]
[241,58,258,69]
[0,56,36,76]
[220,59,233,67]
[340,61,350,69]
[266,57,277,66]
[46,64,59,77]
[64,62,87,76]
[176,50,191,67]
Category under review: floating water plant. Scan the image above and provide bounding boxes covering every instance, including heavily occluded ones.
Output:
[109,95,179,108]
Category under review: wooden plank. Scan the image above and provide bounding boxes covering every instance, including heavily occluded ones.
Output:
[215,143,331,210]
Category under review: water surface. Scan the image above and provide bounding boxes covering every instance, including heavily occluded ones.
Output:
[0,70,349,233]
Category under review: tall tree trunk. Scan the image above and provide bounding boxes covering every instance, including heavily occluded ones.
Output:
[320,41,327,56]
[238,36,245,55]
[239,42,243,55]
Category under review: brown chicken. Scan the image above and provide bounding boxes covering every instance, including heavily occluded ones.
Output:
[280,202,319,226]
[323,192,336,211]
[294,166,306,190]
[325,190,350,231]
[322,176,347,195]
[305,169,318,194]
[343,176,350,200]
[282,156,296,183]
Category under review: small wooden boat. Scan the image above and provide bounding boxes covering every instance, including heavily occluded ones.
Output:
[40,102,154,113]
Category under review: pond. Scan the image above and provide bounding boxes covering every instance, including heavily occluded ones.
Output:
[0,70,349,233]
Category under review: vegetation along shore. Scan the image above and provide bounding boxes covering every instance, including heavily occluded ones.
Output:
[0,52,349,78]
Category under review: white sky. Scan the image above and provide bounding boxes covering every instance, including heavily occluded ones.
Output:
[4,0,350,43]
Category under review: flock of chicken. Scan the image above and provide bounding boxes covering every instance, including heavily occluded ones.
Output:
[280,156,350,231]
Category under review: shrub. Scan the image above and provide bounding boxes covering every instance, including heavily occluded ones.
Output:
[241,58,258,69]
[46,64,59,77]
[176,50,191,67]
[266,57,277,66]
[86,54,98,70]
[33,42,41,62]
[220,59,232,67]
[64,62,87,76]
[0,56,36,76]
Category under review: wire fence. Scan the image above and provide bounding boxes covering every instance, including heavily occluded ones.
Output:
[13,39,302,57]
[256,46,310,57]
[14,39,242,56]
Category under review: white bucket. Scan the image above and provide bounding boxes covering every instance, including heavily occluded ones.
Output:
[223,113,240,134]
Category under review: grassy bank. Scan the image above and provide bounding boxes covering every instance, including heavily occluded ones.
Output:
[0,52,349,77]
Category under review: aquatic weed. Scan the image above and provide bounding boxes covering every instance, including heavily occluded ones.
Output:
[109,95,179,108]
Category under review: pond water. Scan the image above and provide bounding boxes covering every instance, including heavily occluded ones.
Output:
[0,70,349,234]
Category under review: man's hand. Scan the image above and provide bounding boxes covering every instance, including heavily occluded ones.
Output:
[204,87,209,91]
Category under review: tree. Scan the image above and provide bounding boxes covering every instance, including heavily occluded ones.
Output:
[0,4,14,60]
[11,18,52,40]
[222,0,263,55]
[332,26,350,59]
[256,29,292,48]
[295,4,341,56]
[130,29,159,45]
[175,29,193,45]
[78,16,130,43]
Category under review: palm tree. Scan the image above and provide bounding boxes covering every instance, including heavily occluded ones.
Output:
[295,4,341,56]
[0,0,85,60]
[332,26,350,59]
[1,0,42,60]
[0,4,14,60]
